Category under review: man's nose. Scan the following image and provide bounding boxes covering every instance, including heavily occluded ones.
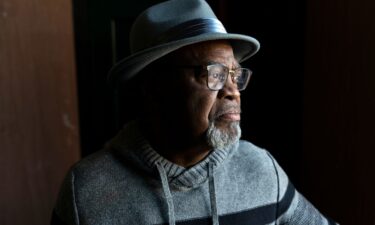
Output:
[218,75,241,100]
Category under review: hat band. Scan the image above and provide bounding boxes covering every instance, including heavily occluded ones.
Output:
[156,18,227,45]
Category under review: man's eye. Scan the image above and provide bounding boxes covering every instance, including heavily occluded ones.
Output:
[211,71,225,80]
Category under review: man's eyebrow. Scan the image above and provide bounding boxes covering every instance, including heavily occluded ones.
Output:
[206,61,241,68]
[206,60,217,65]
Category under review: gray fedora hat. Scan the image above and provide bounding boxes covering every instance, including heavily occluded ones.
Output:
[108,0,260,85]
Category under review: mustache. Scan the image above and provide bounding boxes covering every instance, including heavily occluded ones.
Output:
[212,103,241,119]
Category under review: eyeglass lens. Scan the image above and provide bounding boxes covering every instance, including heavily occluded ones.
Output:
[207,64,252,91]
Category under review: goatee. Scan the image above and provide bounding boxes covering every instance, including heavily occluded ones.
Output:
[206,120,241,150]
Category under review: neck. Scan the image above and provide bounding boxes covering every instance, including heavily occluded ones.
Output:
[140,119,212,168]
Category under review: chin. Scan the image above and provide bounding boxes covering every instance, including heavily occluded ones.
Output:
[206,120,241,150]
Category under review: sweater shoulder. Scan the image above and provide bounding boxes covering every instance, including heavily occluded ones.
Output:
[231,140,290,190]
[69,148,135,188]
[72,149,115,175]
[237,140,268,155]
[235,140,274,168]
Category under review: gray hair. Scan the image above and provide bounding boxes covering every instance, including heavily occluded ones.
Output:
[206,121,241,150]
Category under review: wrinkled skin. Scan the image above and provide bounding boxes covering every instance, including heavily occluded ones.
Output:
[142,40,241,167]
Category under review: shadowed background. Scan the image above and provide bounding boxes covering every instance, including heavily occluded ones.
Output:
[1,0,374,224]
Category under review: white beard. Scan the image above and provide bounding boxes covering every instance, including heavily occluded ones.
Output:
[206,120,241,150]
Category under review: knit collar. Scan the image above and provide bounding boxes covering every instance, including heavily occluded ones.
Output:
[108,120,238,189]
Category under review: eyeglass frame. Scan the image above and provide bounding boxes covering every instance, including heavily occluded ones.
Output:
[175,63,252,91]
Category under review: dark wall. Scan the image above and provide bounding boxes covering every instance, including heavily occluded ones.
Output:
[0,0,81,224]
[222,0,306,185]
[73,0,164,156]
[302,0,375,224]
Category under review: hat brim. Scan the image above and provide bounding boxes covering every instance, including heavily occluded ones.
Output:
[107,33,260,85]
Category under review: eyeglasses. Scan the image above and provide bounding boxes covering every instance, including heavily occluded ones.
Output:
[178,63,252,91]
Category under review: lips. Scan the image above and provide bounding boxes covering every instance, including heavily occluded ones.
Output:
[215,105,241,122]
[218,112,241,121]
[217,112,241,121]
[213,103,241,122]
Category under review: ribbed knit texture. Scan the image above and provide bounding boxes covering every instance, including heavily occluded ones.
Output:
[52,121,339,225]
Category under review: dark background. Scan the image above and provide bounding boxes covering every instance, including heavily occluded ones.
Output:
[1,0,374,224]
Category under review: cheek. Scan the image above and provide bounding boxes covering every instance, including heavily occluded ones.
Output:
[187,90,217,125]
[178,73,217,131]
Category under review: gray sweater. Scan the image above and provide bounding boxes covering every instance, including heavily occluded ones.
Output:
[52,121,338,225]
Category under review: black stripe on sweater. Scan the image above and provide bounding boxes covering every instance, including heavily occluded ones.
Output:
[158,181,296,225]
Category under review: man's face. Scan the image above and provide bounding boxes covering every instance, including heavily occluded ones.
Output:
[154,40,242,148]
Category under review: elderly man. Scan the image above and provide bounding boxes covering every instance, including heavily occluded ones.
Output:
[52,0,338,224]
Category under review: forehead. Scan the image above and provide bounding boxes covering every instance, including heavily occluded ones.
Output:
[169,40,239,67]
